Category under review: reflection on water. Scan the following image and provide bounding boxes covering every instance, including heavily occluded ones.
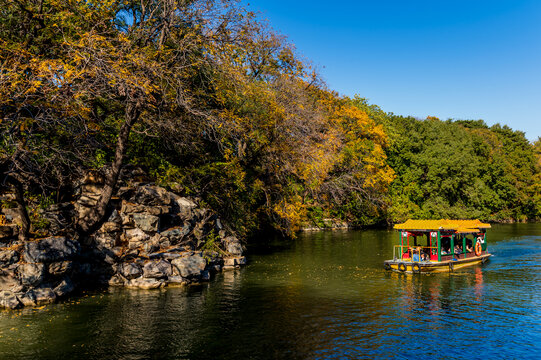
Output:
[1,224,541,359]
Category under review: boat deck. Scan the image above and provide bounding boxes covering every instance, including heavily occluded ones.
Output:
[384,253,492,273]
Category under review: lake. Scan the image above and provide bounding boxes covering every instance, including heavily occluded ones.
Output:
[1,223,540,359]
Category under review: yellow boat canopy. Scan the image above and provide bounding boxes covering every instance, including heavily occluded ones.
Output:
[393,219,491,232]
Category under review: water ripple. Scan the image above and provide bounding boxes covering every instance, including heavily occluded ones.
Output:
[1,225,541,359]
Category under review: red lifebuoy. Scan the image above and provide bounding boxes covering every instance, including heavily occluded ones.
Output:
[475,242,482,256]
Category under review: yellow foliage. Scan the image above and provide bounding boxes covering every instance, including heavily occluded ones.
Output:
[273,196,307,234]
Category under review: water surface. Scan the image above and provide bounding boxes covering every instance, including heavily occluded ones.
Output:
[1,223,540,359]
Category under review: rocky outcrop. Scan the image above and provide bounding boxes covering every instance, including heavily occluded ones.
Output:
[301,218,350,231]
[0,180,246,309]
[171,255,206,278]
[0,234,81,309]
[24,237,80,263]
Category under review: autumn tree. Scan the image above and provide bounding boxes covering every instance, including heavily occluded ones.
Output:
[1,0,277,236]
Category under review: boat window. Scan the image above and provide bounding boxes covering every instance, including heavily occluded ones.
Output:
[440,236,451,255]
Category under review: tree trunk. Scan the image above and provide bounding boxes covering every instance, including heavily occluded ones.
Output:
[78,103,141,233]
[9,177,30,241]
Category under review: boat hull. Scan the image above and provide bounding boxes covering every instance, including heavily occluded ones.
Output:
[384,254,491,273]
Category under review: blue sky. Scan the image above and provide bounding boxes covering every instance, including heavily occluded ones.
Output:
[244,0,541,142]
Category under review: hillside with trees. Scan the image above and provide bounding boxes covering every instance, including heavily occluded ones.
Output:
[1,0,540,243]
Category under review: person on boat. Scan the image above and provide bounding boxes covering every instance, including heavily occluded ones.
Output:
[454,244,462,255]
[441,247,450,255]
[412,250,420,262]
[420,251,429,261]
[466,242,473,253]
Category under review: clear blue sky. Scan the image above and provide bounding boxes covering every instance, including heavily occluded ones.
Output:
[244,0,541,142]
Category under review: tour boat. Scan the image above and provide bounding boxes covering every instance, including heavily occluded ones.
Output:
[383,219,491,273]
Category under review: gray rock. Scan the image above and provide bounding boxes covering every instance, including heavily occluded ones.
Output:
[143,260,172,279]
[160,226,190,242]
[19,291,37,307]
[99,250,117,265]
[142,234,160,254]
[108,274,127,287]
[0,225,16,239]
[116,186,134,199]
[121,202,170,216]
[107,209,121,223]
[92,232,118,249]
[122,249,140,260]
[148,252,182,260]
[111,247,124,258]
[98,221,122,233]
[2,208,21,225]
[124,228,150,243]
[166,276,188,286]
[226,242,243,255]
[224,236,243,255]
[120,212,134,227]
[32,287,57,304]
[24,236,80,263]
[171,255,206,278]
[215,218,223,230]
[128,239,143,250]
[19,263,45,286]
[132,186,172,206]
[132,214,159,232]
[0,290,21,309]
[47,261,73,276]
[223,257,246,266]
[127,277,164,289]
[174,196,197,210]
[193,208,209,221]
[120,202,145,214]
[160,239,171,249]
[171,195,197,219]
[0,270,22,292]
[0,249,19,266]
[53,278,74,297]
[118,263,142,280]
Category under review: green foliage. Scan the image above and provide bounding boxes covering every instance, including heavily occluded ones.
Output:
[91,149,109,170]
[201,229,226,257]
[307,207,326,228]
[25,193,54,234]
[383,113,540,222]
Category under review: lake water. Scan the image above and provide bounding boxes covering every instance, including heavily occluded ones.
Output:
[1,223,540,359]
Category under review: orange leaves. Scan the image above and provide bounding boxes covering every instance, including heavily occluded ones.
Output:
[273,195,307,233]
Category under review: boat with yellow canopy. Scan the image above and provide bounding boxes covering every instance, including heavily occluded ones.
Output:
[383,219,491,273]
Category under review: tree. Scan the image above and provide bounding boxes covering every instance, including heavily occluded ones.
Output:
[1,0,274,235]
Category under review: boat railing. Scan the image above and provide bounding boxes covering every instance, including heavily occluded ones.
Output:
[393,245,439,262]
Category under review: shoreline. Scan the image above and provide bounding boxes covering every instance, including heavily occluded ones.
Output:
[1,182,247,310]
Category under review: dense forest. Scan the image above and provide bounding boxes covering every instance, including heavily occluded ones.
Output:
[1,0,540,242]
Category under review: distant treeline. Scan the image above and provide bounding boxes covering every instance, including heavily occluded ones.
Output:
[1,1,540,241]
[359,103,541,224]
